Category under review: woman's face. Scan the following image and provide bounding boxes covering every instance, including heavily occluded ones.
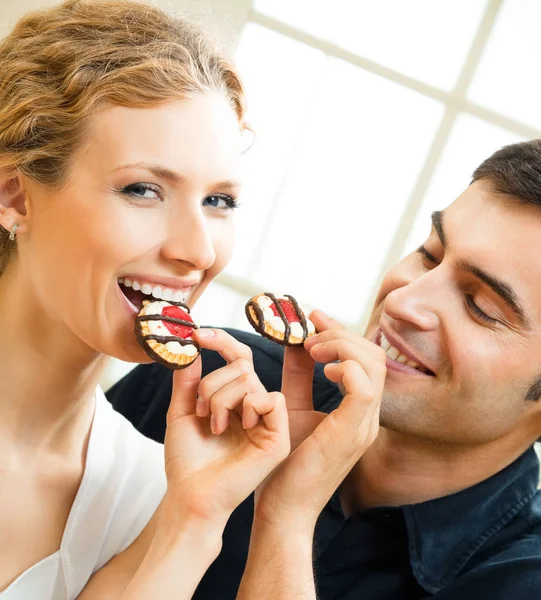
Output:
[20,93,243,362]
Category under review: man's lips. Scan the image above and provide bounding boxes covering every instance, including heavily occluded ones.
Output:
[374,326,435,376]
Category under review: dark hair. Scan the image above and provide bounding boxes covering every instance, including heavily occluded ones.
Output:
[472,139,541,206]
[473,140,541,404]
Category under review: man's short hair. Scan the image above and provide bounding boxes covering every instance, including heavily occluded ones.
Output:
[472,139,541,206]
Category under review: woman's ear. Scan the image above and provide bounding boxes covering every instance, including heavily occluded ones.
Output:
[0,174,28,235]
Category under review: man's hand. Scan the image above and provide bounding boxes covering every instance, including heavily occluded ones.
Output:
[254,309,387,532]
[238,311,386,600]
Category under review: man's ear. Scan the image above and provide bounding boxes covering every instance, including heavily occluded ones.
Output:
[0,174,28,235]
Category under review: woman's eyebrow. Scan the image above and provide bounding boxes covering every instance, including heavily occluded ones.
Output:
[111,162,241,191]
[112,162,187,183]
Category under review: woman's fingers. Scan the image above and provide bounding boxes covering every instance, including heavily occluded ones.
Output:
[197,358,259,418]
[192,328,253,363]
[167,358,202,425]
[243,392,291,459]
[208,371,267,434]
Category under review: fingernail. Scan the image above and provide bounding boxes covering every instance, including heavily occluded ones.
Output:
[196,396,206,417]
[196,328,216,339]
[210,413,217,434]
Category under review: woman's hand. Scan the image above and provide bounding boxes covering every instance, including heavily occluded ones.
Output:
[161,328,290,531]
[254,310,386,533]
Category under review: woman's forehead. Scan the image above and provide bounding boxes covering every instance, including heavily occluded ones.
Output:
[74,97,243,183]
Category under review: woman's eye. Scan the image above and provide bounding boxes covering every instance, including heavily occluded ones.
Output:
[203,194,239,210]
[120,183,162,201]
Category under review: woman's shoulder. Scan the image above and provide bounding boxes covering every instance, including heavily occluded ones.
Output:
[63,389,165,586]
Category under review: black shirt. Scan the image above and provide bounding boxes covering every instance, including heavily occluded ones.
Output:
[107,328,541,599]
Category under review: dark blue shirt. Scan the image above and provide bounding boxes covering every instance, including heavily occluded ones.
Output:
[107,328,541,599]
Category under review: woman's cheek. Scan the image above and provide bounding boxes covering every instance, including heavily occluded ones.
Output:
[189,220,234,307]
[210,217,234,273]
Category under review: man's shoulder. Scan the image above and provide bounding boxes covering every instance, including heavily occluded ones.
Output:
[441,492,541,598]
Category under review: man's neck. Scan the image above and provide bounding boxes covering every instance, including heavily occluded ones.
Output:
[341,427,536,513]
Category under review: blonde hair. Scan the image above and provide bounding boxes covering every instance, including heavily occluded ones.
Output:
[0,0,247,274]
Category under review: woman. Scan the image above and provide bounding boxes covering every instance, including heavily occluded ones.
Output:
[0,0,291,597]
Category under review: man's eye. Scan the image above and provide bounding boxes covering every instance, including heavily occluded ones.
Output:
[203,194,239,210]
[465,294,498,324]
[417,245,440,265]
[120,183,162,201]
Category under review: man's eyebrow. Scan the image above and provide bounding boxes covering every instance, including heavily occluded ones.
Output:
[429,210,530,327]
[457,259,531,329]
[112,162,241,190]
[431,211,446,248]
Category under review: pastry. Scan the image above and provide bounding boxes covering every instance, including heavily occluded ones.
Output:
[135,299,200,369]
[245,292,316,346]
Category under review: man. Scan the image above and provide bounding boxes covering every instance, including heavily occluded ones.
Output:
[108,140,541,598]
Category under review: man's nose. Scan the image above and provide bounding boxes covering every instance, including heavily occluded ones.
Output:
[161,207,216,271]
[383,272,442,331]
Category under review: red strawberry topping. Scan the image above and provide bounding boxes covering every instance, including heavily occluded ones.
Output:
[161,305,194,339]
[271,300,300,323]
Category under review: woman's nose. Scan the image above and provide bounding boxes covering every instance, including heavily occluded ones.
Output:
[161,208,216,271]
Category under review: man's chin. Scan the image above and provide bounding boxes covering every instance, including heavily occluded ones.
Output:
[378,392,424,434]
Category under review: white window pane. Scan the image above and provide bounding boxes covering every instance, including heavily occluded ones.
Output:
[403,114,525,256]
[468,0,541,129]
[193,281,250,331]
[254,0,489,90]
[250,58,444,324]
[226,23,326,278]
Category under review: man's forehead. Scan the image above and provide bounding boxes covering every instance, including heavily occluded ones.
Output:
[443,181,541,249]
[438,180,541,318]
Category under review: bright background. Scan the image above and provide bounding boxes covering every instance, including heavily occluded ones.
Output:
[1,0,540,388]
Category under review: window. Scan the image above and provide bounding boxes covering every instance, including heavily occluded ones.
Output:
[203,0,540,333]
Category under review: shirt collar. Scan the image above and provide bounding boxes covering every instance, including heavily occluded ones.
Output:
[403,447,540,593]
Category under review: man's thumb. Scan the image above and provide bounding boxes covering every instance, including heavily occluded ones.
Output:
[282,346,315,411]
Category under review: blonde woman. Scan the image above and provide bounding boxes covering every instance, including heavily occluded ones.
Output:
[0,1,291,598]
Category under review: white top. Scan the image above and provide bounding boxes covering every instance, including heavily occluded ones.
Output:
[1,387,167,600]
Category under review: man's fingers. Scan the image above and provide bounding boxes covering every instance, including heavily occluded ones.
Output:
[282,346,315,411]
[324,360,382,433]
[311,338,387,386]
[192,328,253,364]
[307,309,347,339]
[168,358,203,424]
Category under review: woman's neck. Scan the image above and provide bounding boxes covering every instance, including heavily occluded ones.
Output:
[0,267,106,454]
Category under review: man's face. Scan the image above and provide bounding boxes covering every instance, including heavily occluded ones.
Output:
[365,180,541,445]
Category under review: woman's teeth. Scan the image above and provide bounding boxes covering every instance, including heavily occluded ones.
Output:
[380,332,426,372]
[118,278,188,303]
